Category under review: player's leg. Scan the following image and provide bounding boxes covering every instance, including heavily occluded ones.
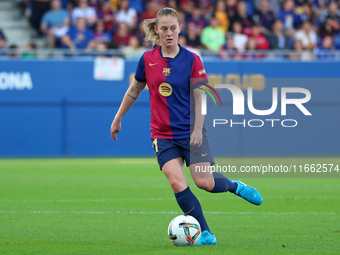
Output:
[152,138,213,237]
[161,157,187,193]
[190,164,262,205]
[189,163,237,193]
[189,136,263,206]
[168,139,216,245]
[161,157,212,236]
[188,135,238,193]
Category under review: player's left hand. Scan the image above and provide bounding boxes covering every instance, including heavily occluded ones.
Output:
[190,129,202,147]
[110,119,121,141]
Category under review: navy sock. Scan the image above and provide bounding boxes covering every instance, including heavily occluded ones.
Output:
[210,172,237,193]
[175,187,211,233]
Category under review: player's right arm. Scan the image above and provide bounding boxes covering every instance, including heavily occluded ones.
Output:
[110,79,146,141]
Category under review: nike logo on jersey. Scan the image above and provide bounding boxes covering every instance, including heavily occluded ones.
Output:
[201,153,208,157]
[149,63,158,66]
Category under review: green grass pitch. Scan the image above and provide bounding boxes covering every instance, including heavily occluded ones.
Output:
[0,158,339,254]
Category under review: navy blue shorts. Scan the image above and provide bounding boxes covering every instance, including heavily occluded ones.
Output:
[151,137,215,170]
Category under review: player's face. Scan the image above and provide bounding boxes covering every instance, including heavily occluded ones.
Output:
[155,15,182,48]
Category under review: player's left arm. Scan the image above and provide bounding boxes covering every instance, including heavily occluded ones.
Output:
[190,87,205,147]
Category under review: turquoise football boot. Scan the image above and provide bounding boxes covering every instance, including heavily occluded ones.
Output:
[232,180,263,205]
[195,230,217,246]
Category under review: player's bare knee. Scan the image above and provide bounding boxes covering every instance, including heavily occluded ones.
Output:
[194,178,214,191]
[168,178,186,193]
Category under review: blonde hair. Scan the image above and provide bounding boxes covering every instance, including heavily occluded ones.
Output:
[143,7,180,48]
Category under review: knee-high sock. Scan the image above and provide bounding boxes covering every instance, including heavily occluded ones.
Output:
[210,172,237,193]
[175,186,211,233]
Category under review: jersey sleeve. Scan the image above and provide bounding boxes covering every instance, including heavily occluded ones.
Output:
[190,55,208,90]
[134,53,146,82]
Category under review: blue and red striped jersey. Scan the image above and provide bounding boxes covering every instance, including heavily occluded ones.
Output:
[135,45,208,139]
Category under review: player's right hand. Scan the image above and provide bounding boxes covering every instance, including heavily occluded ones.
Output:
[110,119,121,141]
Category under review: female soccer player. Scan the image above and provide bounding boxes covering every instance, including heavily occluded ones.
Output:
[110,7,263,245]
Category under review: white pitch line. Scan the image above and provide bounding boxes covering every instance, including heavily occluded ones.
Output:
[0,198,176,204]
[0,211,337,215]
[0,196,338,204]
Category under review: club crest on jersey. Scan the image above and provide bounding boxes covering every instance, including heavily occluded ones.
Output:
[199,69,206,75]
[162,68,170,76]
[159,82,172,97]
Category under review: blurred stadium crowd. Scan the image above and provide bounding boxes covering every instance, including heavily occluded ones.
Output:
[1,0,340,59]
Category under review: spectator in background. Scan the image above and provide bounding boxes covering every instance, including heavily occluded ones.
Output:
[300,3,316,25]
[201,16,225,51]
[185,22,203,49]
[179,34,202,58]
[29,0,51,36]
[254,0,280,16]
[109,0,120,11]
[167,0,178,11]
[269,19,290,50]
[186,7,207,32]
[319,2,340,38]
[93,20,112,44]
[8,44,19,58]
[290,39,313,60]
[178,35,187,47]
[214,0,230,33]
[294,39,303,51]
[253,0,275,32]
[226,0,238,20]
[251,23,270,50]
[88,0,101,13]
[61,17,96,49]
[230,1,254,35]
[40,0,69,48]
[295,20,317,50]
[232,21,248,51]
[291,39,302,59]
[113,22,133,48]
[243,37,258,59]
[0,29,7,49]
[141,0,159,20]
[142,39,152,49]
[96,41,107,51]
[154,0,166,8]
[224,35,236,50]
[180,0,195,13]
[97,1,115,32]
[116,0,137,29]
[94,41,108,57]
[66,0,79,12]
[220,35,242,59]
[177,10,186,36]
[278,0,301,33]
[135,21,146,44]
[22,43,38,59]
[196,0,213,12]
[314,35,335,59]
[72,0,97,26]
[122,35,145,58]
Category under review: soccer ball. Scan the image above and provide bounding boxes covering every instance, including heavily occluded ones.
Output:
[168,215,201,246]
